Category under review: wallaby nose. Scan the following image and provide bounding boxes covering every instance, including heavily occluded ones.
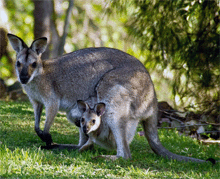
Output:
[20,75,29,84]
[20,67,30,84]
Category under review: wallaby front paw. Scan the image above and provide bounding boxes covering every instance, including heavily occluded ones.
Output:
[36,130,53,145]
[44,133,53,146]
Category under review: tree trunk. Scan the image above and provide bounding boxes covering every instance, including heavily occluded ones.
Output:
[58,0,74,56]
[33,0,53,59]
[32,0,74,59]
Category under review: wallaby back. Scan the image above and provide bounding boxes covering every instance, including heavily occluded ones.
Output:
[26,47,147,106]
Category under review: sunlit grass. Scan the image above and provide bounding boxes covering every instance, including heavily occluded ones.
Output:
[0,100,219,178]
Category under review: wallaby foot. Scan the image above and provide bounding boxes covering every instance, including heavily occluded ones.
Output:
[206,158,216,165]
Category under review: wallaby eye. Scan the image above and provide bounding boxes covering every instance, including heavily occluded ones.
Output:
[92,119,96,124]
[16,61,21,67]
[32,62,37,68]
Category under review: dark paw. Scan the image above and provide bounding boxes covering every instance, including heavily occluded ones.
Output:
[44,133,53,146]
[36,130,53,145]
[206,158,216,165]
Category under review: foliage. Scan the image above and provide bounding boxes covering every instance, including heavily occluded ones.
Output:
[2,0,220,111]
[0,56,13,79]
[5,0,34,42]
[2,0,132,81]
[5,0,130,54]
[0,101,220,178]
[0,0,34,84]
[109,0,220,110]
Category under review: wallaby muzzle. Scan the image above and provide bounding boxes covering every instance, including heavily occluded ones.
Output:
[19,67,30,84]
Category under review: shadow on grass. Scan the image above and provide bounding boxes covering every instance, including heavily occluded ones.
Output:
[0,101,33,115]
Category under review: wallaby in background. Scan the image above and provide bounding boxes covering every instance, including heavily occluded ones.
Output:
[7,33,214,163]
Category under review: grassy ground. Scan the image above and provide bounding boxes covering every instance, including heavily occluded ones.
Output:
[0,100,219,178]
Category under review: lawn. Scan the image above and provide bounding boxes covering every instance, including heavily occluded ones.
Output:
[0,100,219,178]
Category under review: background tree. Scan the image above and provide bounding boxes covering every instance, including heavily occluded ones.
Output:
[1,0,219,115]
[1,0,130,87]
[32,0,73,59]
[109,0,220,114]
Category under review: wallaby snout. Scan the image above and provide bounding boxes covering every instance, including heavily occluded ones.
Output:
[19,67,30,84]
[20,75,29,84]
[82,119,97,134]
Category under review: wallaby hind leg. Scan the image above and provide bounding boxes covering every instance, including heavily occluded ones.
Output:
[98,115,131,160]
[113,118,131,159]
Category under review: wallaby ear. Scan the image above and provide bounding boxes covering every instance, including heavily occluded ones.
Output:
[77,100,89,114]
[7,33,28,53]
[95,103,105,116]
[30,37,47,55]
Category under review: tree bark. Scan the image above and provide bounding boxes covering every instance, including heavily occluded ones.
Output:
[32,0,74,59]
[33,0,53,60]
[58,0,74,56]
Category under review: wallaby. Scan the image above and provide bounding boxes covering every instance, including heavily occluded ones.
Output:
[76,100,216,162]
[77,100,117,153]
[8,33,214,163]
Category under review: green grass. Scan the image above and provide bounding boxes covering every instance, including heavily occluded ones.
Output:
[0,100,219,178]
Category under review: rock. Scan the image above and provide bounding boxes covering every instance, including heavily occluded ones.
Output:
[158,101,173,111]
[171,120,181,128]
[185,120,199,132]
[197,126,205,134]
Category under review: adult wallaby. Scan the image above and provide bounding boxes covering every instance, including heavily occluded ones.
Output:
[8,33,212,163]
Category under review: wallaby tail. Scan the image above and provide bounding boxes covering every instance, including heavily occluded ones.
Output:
[141,117,208,163]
